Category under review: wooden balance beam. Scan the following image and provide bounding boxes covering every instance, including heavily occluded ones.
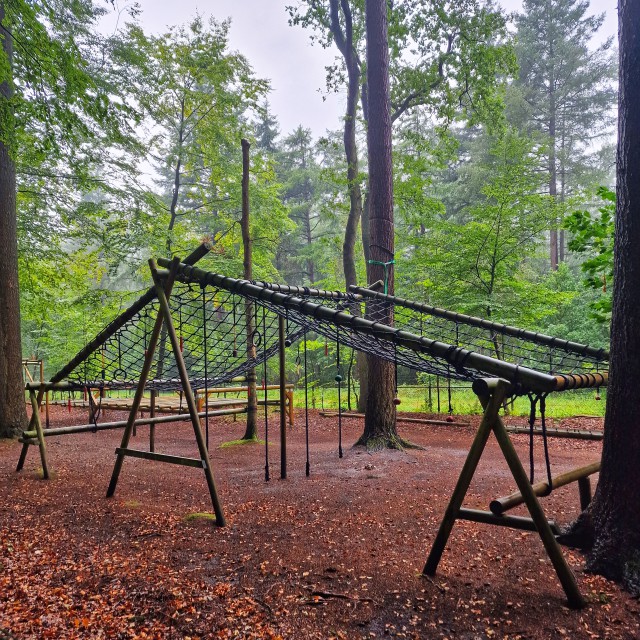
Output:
[19,407,248,442]
[489,461,601,516]
[319,411,469,428]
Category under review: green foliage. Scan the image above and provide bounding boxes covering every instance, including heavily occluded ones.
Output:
[405,129,556,326]
[565,186,615,323]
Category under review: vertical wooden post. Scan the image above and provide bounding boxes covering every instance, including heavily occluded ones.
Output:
[279,315,287,480]
[287,389,294,427]
[29,389,49,480]
[149,388,157,453]
[39,360,50,428]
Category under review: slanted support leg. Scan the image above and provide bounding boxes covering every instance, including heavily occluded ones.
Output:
[423,381,507,575]
[491,414,585,608]
[150,260,226,526]
[16,387,45,472]
[107,259,179,499]
[30,389,50,479]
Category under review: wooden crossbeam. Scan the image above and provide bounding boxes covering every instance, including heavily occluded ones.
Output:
[115,448,205,469]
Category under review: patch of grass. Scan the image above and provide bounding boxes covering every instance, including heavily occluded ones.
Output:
[218,438,267,448]
[183,512,217,523]
[123,500,141,508]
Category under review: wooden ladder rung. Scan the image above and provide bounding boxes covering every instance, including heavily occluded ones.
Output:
[115,447,206,469]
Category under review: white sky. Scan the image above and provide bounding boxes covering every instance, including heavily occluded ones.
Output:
[106,0,617,138]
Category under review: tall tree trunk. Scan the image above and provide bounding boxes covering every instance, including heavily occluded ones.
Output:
[356,0,399,450]
[560,0,640,594]
[549,79,558,270]
[240,139,258,441]
[327,0,369,412]
[0,3,27,437]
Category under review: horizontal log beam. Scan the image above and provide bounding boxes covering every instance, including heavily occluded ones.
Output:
[489,461,601,515]
[350,285,609,362]
[506,426,603,441]
[115,448,205,468]
[21,407,247,439]
[318,411,470,428]
[157,260,560,394]
[458,508,560,534]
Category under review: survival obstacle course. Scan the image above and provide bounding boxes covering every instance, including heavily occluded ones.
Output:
[18,243,609,608]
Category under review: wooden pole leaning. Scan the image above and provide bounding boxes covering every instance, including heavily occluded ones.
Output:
[16,386,47,473]
[422,378,585,609]
[106,258,180,500]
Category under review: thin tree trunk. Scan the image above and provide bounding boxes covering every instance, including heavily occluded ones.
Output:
[561,0,640,594]
[357,0,400,449]
[0,3,27,438]
[240,139,258,440]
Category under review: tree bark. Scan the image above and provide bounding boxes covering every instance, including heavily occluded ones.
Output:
[240,139,258,441]
[356,0,399,450]
[327,0,369,412]
[0,3,27,438]
[560,0,640,595]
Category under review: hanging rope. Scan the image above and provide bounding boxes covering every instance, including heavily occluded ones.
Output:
[336,327,343,459]
[527,392,553,490]
[263,306,270,482]
[304,329,310,477]
[202,284,210,449]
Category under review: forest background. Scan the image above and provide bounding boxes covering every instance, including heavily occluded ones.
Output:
[3,0,617,389]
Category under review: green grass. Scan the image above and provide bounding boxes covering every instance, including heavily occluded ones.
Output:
[218,438,267,448]
[306,384,606,419]
[183,512,217,523]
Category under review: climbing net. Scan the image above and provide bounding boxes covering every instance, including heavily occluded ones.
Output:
[64,281,303,392]
[56,259,608,397]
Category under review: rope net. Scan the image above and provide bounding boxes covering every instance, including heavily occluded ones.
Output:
[60,262,608,396]
[249,281,608,385]
[66,281,302,392]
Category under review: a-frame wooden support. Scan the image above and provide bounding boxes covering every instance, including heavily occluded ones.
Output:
[16,387,50,478]
[106,257,226,526]
[422,378,585,609]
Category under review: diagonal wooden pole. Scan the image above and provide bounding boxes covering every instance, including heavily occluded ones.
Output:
[29,389,49,479]
[490,409,585,608]
[422,380,507,576]
[16,386,46,473]
[106,258,180,499]
[149,260,226,526]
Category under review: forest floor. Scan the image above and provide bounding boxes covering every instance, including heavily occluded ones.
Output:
[0,406,638,639]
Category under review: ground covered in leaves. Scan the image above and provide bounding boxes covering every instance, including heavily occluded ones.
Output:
[1,406,638,639]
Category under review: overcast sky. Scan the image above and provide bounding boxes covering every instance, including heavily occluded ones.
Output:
[106,0,617,138]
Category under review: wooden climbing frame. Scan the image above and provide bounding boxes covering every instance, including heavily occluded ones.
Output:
[423,377,587,609]
[106,258,226,525]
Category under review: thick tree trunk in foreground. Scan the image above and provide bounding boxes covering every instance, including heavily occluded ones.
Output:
[240,139,258,441]
[356,0,399,450]
[0,5,27,438]
[561,0,640,594]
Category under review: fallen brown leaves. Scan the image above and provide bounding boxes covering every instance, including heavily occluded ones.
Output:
[0,407,638,638]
